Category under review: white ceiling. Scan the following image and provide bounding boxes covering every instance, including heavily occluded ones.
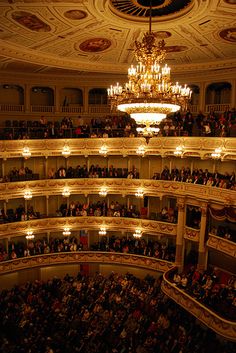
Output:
[0,0,236,76]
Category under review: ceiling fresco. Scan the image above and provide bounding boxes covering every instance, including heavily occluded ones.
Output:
[0,0,235,75]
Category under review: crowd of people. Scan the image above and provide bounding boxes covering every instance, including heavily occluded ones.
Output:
[0,235,175,264]
[173,266,236,321]
[153,166,236,190]
[1,108,236,140]
[0,272,235,353]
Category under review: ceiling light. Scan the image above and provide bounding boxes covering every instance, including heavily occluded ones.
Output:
[99,187,107,197]
[22,147,31,159]
[133,229,142,238]
[63,227,71,236]
[135,188,144,198]
[99,227,107,235]
[62,145,71,157]
[24,190,32,200]
[107,2,191,138]
[62,187,70,197]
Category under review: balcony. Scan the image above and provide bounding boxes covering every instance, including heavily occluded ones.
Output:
[207,234,236,258]
[162,267,236,341]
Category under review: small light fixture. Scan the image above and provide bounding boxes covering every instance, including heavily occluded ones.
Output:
[62,187,70,197]
[99,227,107,235]
[26,230,34,240]
[133,229,142,238]
[22,147,31,159]
[99,187,107,197]
[136,145,146,156]
[174,146,184,157]
[63,227,71,236]
[24,190,32,200]
[135,188,144,198]
[99,145,108,156]
[62,145,71,158]
[211,148,222,159]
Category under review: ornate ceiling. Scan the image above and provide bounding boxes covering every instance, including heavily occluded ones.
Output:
[0,0,235,76]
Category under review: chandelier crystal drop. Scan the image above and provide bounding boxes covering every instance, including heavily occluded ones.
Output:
[107,1,191,137]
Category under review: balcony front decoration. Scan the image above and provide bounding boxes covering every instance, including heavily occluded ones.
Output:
[99,145,108,156]
[62,145,71,158]
[62,187,70,197]
[174,146,184,157]
[99,187,108,197]
[107,1,191,138]
[136,145,146,156]
[22,147,31,159]
[135,188,144,198]
[211,148,222,159]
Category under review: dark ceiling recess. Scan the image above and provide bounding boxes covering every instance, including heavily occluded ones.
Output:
[110,0,192,17]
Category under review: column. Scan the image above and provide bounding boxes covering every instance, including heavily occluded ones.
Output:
[4,200,8,215]
[199,82,206,113]
[176,197,185,272]
[198,202,208,270]
[25,84,31,113]
[45,157,48,179]
[46,195,49,217]
[47,231,50,244]
[83,87,89,114]
[2,160,5,179]
[148,158,151,179]
[55,85,61,113]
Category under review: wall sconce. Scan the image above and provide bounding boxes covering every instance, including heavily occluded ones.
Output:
[135,188,144,198]
[24,190,32,200]
[133,229,142,238]
[211,148,222,159]
[62,187,70,197]
[26,230,34,240]
[99,227,107,235]
[62,145,71,157]
[136,145,146,156]
[174,146,184,157]
[99,187,107,197]
[22,147,31,159]
[99,145,108,156]
[63,227,71,236]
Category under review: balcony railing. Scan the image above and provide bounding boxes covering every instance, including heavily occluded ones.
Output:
[207,234,236,258]
[0,252,174,275]
[88,105,111,114]
[0,178,234,206]
[162,267,236,341]
[0,104,24,112]
[205,104,230,113]
[0,216,177,238]
[60,105,84,113]
[184,226,200,242]
[31,105,54,113]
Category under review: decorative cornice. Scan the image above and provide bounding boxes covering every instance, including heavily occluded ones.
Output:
[0,137,235,160]
[0,252,174,275]
[0,178,235,206]
[0,216,177,238]
[162,268,236,342]
[207,234,236,258]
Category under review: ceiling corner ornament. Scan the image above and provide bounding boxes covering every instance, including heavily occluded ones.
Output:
[108,1,191,138]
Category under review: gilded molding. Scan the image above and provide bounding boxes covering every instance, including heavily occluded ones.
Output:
[162,268,236,342]
[0,216,177,238]
[0,252,174,275]
[207,234,236,258]
[184,227,200,242]
[0,178,235,206]
[0,137,236,160]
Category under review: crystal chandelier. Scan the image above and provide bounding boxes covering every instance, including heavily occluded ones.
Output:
[108,1,191,137]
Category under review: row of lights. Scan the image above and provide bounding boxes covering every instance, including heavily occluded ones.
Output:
[25,227,143,239]
[21,145,224,159]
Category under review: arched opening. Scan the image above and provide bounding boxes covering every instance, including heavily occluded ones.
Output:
[205,82,231,105]
[0,84,24,105]
[61,88,83,106]
[30,86,54,106]
[189,85,200,105]
[88,88,107,105]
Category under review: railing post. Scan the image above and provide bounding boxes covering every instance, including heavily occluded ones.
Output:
[176,197,185,272]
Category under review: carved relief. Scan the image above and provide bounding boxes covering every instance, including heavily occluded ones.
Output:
[207,235,236,258]
[77,38,112,52]
[12,11,51,32]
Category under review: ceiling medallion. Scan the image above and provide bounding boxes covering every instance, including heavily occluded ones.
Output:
[78,38,112,53]
[110,0,193,18]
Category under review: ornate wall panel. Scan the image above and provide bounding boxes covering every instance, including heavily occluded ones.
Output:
[184,227,200,242]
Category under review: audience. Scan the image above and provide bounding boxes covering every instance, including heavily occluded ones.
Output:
[0,272,234,353]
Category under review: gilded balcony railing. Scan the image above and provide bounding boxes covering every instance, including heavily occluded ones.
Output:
[207,234,236,258]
